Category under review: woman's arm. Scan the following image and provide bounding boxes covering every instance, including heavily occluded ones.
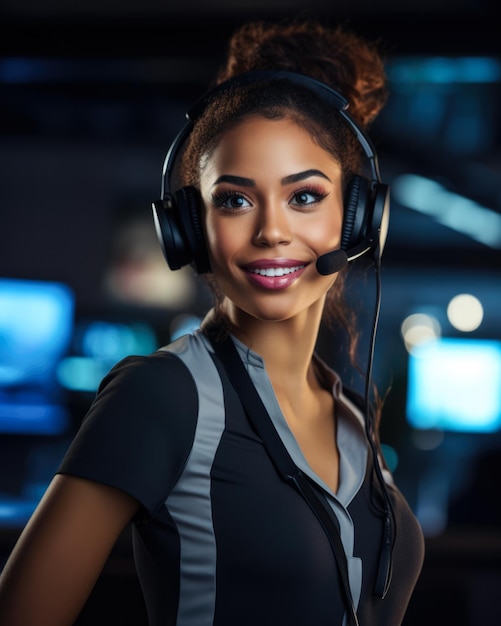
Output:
[0,473,140,626]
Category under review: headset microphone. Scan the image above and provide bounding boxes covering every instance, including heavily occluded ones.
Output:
[154,70,390,277]
[316,249,348,275]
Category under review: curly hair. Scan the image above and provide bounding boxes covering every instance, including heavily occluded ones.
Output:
[216,18,388,128]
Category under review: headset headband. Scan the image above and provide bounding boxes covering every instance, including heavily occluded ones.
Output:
[161,70,382,197]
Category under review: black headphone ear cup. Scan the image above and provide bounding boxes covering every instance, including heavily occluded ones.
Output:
[176,186,211,274]
[372,183,390,255]
[152,186,211,274]
[152,196,189,271]
[341,176,390,260]
[342,175,369,250]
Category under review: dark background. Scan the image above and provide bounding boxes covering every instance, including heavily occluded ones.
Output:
[1,1,500,624]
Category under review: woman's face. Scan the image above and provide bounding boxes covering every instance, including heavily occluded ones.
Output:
[199,115,344,327]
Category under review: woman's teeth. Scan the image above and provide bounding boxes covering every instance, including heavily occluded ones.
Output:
[249,265,304,277]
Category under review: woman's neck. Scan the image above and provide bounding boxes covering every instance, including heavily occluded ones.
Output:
[202,302,324,388]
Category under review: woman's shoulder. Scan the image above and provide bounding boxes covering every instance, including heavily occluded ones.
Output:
[58,333,212,513]
[96,330,211,397]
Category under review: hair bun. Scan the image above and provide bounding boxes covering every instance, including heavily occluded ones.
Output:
[217,19,388,128]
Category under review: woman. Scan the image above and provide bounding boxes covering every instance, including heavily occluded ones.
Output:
[0,18,424,626]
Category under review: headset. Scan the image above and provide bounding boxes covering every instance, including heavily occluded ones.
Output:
[152,71,395,603]
[151,69,390,276]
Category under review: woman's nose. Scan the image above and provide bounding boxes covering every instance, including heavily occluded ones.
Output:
[252,202,292,247]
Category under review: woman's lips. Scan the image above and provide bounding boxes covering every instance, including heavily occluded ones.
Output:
[242,260,307,290]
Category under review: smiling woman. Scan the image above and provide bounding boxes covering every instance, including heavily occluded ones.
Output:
[200,116,344,325]
[0,17,424,626]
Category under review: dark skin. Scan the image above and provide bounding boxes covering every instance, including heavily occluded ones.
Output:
[0,475,139,626]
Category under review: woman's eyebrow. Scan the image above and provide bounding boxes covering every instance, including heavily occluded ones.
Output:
[213,174,255,187]
[212,169,331,188]
[281,169,331,185]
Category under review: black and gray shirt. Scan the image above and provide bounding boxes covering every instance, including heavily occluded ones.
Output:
[58,329,424,626]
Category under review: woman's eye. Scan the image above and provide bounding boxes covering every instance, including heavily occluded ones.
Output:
[213,191,251,210]
[290,189,326,206]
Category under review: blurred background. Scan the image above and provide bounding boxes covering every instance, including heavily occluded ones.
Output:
[0,1,500,624]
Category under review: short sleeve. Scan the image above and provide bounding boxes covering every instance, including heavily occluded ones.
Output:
[57,351,199,515]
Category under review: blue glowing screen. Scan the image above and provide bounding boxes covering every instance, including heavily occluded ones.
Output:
[406,337,501,433]
[0,278,74,434]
